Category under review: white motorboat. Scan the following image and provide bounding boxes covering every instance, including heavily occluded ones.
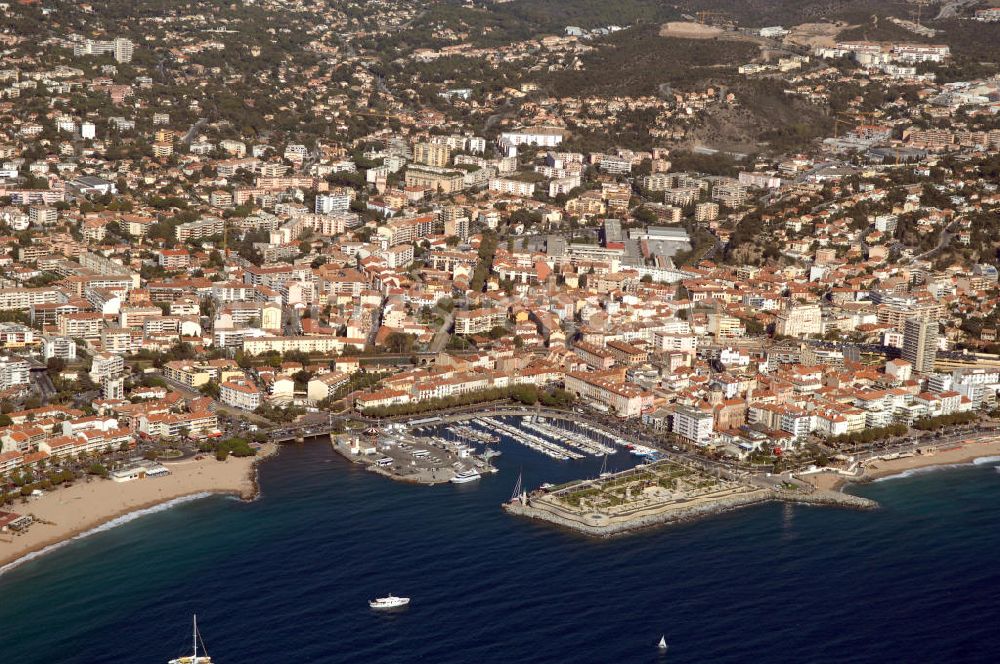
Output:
[450,469,481,484]
[369,595,410,610]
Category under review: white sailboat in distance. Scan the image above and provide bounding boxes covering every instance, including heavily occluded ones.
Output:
[658,635,668,651]
[168,614,212,664]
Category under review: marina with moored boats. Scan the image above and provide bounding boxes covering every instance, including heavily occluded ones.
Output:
[323,410,877,536]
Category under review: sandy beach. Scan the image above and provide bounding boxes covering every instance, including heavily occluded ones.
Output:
[802,438,1000,491]
[0,444,276,571]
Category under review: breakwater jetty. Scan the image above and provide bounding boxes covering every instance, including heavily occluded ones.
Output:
[502,460,878,538]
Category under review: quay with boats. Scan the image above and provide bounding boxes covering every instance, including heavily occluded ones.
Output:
[443,423,498,445]
[328,412,667,490]
[518,417,616,456]
[474,416,582,460]
[450,468,482,484]
[330,425,496,485]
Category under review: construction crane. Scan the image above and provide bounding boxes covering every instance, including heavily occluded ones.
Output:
[696,11,728,25]
[911,0,930,27]
[832,112,857,139]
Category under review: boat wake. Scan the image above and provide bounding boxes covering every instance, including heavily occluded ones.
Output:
[0,492,213,577]
[873,456,1000,483]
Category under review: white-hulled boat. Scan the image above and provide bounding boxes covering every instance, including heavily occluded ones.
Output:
[369,595,410,610]
[168,615,212,664]
[450,468,481,484]
[658,635,668,651]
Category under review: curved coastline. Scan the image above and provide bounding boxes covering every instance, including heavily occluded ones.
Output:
[5,440,999,572]
[0,444,277,575]
[0,492,216,577]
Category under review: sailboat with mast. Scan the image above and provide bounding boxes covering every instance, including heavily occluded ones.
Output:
[599,452,611,478]
[509,470,526,504]
[168,615,213,664]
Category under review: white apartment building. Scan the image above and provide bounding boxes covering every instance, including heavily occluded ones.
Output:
[549,175,581,198]
[315,193,351,214]
[139,411,218,439]
[73,37,134,63]
[101,375,125,401]
[0,356,30,390]
[599,155,632,175]
[775,304,822,338]
[672,406,714,445]
[220,379,262,411]
[29,205,58,226]
[454,308,507,335]
[90,352,125,381]
[43,335,77,361]
[175,216,225,241]
[499,126,566,147]
[0,287,63,311]
[489,178,536,197]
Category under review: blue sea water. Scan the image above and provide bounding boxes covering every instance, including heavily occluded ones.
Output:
[1,435,1000,664]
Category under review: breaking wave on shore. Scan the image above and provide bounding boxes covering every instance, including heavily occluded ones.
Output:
[0,492,213,577]
[873,456,1000,483]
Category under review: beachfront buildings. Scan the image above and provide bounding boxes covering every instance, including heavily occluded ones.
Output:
[138,411,218,439]
[39,427,132,459]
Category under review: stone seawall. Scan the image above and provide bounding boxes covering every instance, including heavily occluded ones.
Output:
[781,489,878,510]
[503,489,878,538]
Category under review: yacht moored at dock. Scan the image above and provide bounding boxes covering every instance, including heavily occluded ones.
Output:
[450,468,482,484]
